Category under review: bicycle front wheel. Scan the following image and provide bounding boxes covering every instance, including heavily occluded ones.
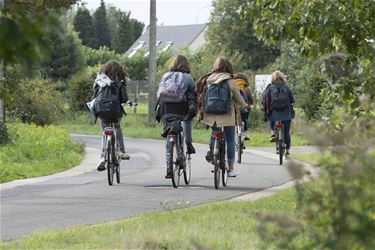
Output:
[184,153,191,185]
[237,134,242,164]
[278,140,284,165]
[106,140,114,186]
[213,140,221,189]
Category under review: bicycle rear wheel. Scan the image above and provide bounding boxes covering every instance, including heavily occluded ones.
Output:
[183,153,191,185]
[170,140,180,188]
[106,140,114,186]
[238,134,243,164]
[278,139,284,165]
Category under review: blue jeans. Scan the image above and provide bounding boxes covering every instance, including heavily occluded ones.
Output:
[269,120,291,149]
[210,126,236,164]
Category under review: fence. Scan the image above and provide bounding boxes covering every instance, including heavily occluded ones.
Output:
[127,80,149,103]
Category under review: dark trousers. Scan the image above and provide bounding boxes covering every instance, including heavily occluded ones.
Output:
[240,112,249,131]
[269,120,291,149]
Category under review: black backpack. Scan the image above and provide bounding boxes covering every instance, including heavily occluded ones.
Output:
[94,82,123,122]
[270,84,290,111]
[204,80,231,114]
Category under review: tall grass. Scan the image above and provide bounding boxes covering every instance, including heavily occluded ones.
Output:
[0,124,84,183]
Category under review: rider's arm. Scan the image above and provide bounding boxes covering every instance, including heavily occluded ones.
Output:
[230,80,248,109]
[119,81,128,104]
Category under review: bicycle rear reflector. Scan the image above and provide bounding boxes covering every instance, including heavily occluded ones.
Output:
[212,132,222,139]
[104,130,114,136]
[275,123,283,129]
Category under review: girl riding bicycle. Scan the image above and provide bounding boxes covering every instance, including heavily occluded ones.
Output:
[91,60,130,171]
[200,57,248,177]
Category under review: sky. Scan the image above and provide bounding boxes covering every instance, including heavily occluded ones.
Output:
[83,0,213,26]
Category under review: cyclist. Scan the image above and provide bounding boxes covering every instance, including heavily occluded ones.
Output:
[262,70,295,156]
[234,73,254,140]
[200,57,248,177]
[91,60,130,171]
[155,55,197,178]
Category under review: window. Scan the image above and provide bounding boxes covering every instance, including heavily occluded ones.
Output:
[128,41,145,58]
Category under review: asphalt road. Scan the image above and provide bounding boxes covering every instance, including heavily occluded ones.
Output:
[1,135,293,240]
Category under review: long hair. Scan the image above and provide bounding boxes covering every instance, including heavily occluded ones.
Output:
[100,60,128,82]
[169,54,191,74]
[212,57,233,74]
[271,70,286,83]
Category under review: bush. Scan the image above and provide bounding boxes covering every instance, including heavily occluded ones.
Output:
[257,101,375,249]
[12,78,65,126]
[83,45,121,67]
[67,71,94,111]
[0,121,10,145]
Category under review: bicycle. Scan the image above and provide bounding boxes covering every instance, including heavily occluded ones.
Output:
[165,118,191,188]
[208,127,228,189]
[101,101,137,186]
[274,121,286,165]
[235,123,245,164]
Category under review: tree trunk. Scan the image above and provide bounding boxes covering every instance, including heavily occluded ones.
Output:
[148,0,157,123]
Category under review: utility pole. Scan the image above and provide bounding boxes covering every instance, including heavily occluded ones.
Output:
[148,0,157,123]
[0,0,6,123]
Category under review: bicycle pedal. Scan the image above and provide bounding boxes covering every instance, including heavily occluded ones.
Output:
[211,170,215,173]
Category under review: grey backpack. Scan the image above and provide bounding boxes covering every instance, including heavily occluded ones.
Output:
[157,72,188,103]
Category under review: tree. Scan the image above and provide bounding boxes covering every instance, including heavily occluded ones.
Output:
[243,0,375,118]
[107,6,144,54]
[207,0,279,70]
[93,0,110,49]
[41,24,85,80]
[73,7,97,48]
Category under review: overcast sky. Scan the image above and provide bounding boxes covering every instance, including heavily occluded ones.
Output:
[83,0,213,26]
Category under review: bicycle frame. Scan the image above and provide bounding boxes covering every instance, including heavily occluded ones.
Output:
[103,125,121,185]
[210,127,228,189]
[165,121,189,188]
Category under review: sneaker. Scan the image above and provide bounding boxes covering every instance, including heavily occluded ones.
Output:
[227,169,238,177]
[120,152,130,160]
[205,150,212,163]
[97,158,106,171]
[186,142,196,154]
[270,134,276,143]
[165,168,172,179]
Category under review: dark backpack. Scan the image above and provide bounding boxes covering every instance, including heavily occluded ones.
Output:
[204,80,231,114]
[94,82,123,122]
[270,84,290,111]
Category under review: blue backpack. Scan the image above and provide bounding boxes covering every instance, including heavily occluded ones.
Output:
[204,80,231,114]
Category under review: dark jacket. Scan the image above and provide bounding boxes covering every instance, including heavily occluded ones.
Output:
[263,81,295,122]
[156,71,197,122]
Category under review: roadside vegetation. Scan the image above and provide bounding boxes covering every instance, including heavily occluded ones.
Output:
[62,103,309,147]
[0,124,84,183]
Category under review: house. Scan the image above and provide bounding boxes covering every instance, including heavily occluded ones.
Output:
[126,23,208,58]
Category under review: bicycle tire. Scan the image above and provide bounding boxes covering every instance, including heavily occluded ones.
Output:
[170,139,180,188]
[115,162,120,184]
[184,153,191,185]
[237,134,242,164]
[106,140,114,186]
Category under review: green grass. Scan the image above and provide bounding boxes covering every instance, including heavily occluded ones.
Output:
[62,103,310,147]
[1,188,297,249]
[292,152,321,165]
[0,123,84,183]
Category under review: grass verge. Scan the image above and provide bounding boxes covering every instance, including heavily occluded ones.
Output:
[1,188,296,249]
[292,152,321,165]
[0,123,84,183]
